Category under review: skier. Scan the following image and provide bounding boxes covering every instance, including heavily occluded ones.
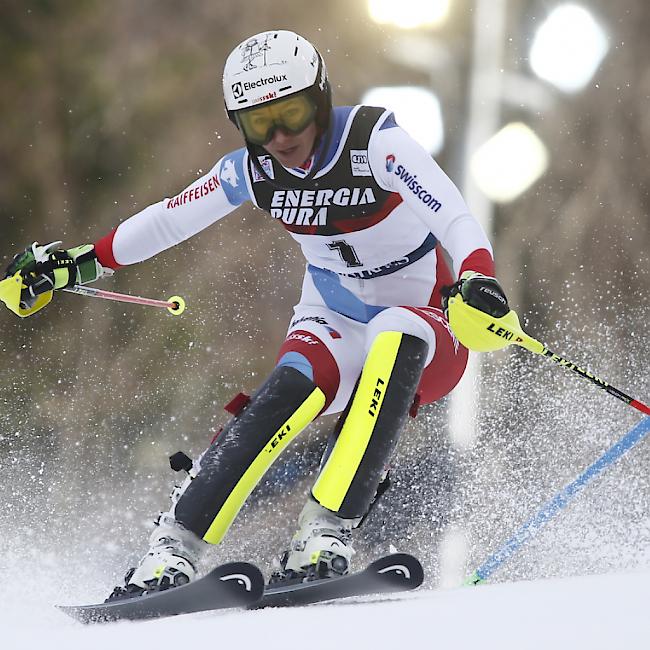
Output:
[5,30,508,597]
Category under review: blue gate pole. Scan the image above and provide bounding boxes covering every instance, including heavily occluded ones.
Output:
[465,417,650,585]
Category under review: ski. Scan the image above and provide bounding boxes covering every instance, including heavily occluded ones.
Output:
[57,554,423,623]
[57,561,264,624]
[253,553,424,609]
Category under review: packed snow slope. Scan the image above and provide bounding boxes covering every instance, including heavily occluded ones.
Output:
[3,569,648,650]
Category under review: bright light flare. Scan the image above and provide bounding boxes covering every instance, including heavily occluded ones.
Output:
[367,0,450,29]
[530,4,609,93]
[470,122,549,203]
[362,86,444,154]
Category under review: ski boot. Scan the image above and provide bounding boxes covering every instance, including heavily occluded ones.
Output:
[107,514,206,601]
[270,497,358,585]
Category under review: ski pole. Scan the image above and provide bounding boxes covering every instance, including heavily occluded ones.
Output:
[464,416,650,586]
[447,295,650,416]
[527,343,649,416]
[63,285,186,316]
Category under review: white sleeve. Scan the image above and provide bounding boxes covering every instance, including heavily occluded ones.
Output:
[368,122,493,276]
[110,149,251,265]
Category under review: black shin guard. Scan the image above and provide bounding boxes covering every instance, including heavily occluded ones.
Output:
[312,331,427,519]
[174,366,325,544]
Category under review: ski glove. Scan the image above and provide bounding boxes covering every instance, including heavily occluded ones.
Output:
[5,241,112,309]
[441,271,509,319]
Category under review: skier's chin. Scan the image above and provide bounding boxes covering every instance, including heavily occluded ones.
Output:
[268,145,309,169]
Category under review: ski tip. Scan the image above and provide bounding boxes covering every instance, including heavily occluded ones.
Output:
[211,561,265,601]
[256,553,425,609]
[369,553,424,589]
[56,561,265,624]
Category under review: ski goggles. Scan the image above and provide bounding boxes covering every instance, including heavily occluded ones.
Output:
[237,93,317,146]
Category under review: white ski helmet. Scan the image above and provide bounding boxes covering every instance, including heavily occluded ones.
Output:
[222,30,332,140]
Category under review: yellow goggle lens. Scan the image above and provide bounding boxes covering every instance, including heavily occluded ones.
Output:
[238,94,316,145]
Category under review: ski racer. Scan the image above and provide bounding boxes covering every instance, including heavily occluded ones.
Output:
[4,30,509,597]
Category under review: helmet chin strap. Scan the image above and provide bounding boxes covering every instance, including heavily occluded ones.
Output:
[246,119,334,191]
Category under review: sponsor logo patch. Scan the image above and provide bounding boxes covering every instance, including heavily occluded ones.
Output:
[253,91,277,104]
[350,149,372,176]
[368,377,385,417]
[252,155,275,182]
[411,306,459,352]
[288,315,341,339]
[287,332,320,346]
[268,423,291,452]
[393,162,442,212]
[239,74,288,92]
[165,174,221,209]
[290,315,329,328]
[343,256,410,280]
[269,187,376,226]
[385,154,396,172]
[221,159,239,187]
[326,326,342,339]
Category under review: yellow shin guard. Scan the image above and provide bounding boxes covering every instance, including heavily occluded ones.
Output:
[312,331,427,518]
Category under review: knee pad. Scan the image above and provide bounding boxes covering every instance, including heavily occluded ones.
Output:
[276,329,341,412]
[174,366,325,544]
[312,331,427,518]
[366,307,436,365]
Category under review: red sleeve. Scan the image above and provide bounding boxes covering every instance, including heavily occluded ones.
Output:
[94,229,123,270]
[459,248,495,277]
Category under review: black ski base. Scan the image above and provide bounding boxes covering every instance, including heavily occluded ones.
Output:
[57,561,264,624]
[253,553,423,609]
